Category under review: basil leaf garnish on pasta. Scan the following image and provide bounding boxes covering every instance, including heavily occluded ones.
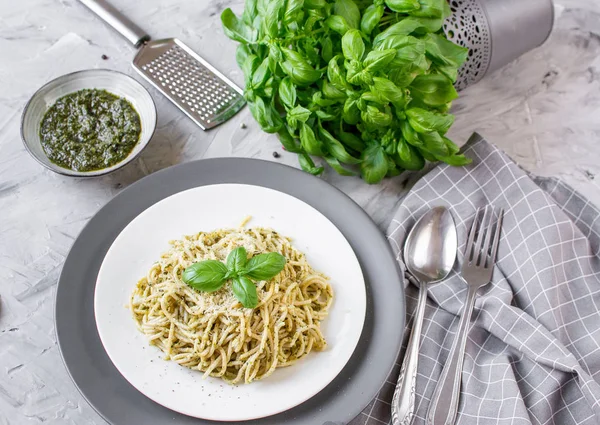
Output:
[232,275,259,308]
[226,246,248,273]
[182,248,287,308]
[244,253,287,281]
[182,260,228,292]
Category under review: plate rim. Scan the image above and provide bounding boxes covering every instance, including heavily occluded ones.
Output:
[54,157,405,425]
[93,182,367,420]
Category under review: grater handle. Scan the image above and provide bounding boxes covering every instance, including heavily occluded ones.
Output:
[78,0,150,48]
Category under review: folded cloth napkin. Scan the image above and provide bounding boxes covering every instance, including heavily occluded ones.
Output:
[350,133,600,425]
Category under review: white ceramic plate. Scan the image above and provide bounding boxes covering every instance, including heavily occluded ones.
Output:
[94,184,366,421]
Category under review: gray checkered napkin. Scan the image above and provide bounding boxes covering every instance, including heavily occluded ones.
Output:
[350,133,600,425]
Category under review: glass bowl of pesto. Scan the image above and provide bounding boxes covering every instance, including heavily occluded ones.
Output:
[21,69,157,177]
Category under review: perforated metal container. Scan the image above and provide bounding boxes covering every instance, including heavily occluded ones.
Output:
[445,0,555,90]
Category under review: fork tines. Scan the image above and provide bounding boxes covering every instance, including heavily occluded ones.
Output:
[464,206,504,269]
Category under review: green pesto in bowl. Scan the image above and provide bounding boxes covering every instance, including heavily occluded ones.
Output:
[39,89,141,172]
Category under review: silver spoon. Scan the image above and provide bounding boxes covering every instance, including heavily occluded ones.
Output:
[392,206,458,425]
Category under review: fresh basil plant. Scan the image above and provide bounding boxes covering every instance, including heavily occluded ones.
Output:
[221,0,472,184]
[182,247,286,308]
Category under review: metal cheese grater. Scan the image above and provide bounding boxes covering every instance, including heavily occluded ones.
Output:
[79,0,245,130]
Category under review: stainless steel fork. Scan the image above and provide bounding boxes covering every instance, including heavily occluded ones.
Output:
[426,206,504,425]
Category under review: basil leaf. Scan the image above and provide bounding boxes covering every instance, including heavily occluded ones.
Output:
[325,15,351,35]
[232,276,259,309]
[251,56,271,89]
[311,91,337,107]
[385,0,420,13]
[433,63,459,84]
[242,55,260,88]
[300,38,321,65]
[420,131,449,156]
[300,123,325,155]
[387,162,402,177]
[327,56,350,90]
[345,60,366,85]
[281,48,322,86]
[248,97,283,133]
[361,105,393,127]
[348,69,374,86]
[361,4,384,35]
[412,15,445,33]
[322,80,347,100]
[324,156,356,176]
[319,126,362,164]
[277,127,302,153]
[321,36,334,62]
[410,0,447,18]
[372,77,406,106]
[287,105,312,128]
[401,120,423,147]
[245,252,287,281]
[252,14,262,37]
[279,77,297,109]
[334,0,361,29]
[342,98,361,125]
[257,0,269,16]
[298,153,325,175]
[236,45,252,69]
[262,78,274,98]
[305,0,327,8]
[361,91,384,105]
[424,33,469,69]
[406,108,454,134]
[373,18,425,47]
[342,30,365,62]
[281,61,321,86]
[284,0,304,26]
[242,0,258,25]
[410,74,458,107]
[182,260,228,292]
[443,136,461,155]
[418,147,437,162]
[363,49,396,72]
[437,153,472,166]
[361,144,388,184]
[390,42,429,73]
[263,0,285,38]
[381,129,398,155]
[226,247,248,274]
[376,35,423,52]
[395,138,425,170]
[337,129,366,152]
[388,68,419,88]
[221,8,257,44]
[244,88,256,103]
[315,110,337,121]
[269,43,283,62]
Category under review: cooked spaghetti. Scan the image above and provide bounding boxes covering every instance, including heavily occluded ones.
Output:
[130,226,333,384]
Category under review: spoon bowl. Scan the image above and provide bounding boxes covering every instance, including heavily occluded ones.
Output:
[404,206,458,283]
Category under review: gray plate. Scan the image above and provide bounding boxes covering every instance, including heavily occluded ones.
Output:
[55,158,405,425]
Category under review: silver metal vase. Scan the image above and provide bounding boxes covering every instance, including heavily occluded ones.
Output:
[445,0,555,90]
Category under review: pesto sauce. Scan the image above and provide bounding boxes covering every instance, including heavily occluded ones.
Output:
[39,89,142,172]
